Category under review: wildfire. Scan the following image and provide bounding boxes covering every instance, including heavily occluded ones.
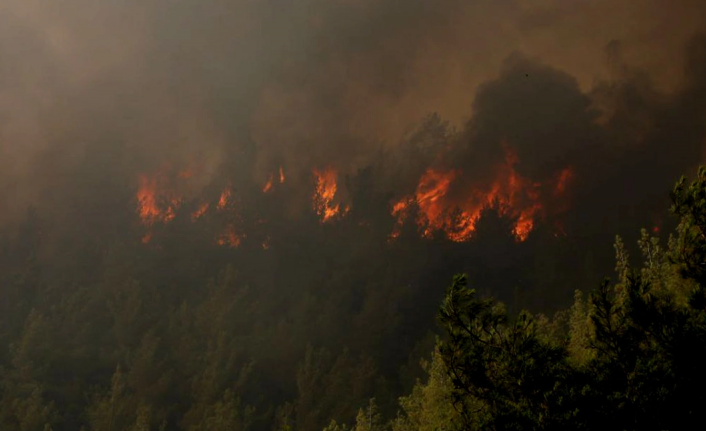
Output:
[390,146,572,242]
[513,204,541,241]
[191,202,210,221]
[554,168,573,196]
[136,174,184,243]
[136,171,185,244]
[217,187,233,210]
[136,175,180,225]
[313,168,343,222]
[141,231,153,244]
[135,167,253,247]
[388,199,412,241]
[134,148,572,247]
[217,224,243,248]
[262,167,285,193]
[263,174,274,193]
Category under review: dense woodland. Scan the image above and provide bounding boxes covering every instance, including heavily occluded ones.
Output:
[1,28,705,431]
[2,1,706,430]
[1,152,705,431]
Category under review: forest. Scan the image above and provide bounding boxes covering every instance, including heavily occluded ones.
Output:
[2,1,706,430]
[2,155,706,431]
[0,149,700,431]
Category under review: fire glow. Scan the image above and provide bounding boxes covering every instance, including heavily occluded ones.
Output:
[217,224,243,248]
[312,167,343,222]
[135,149,572,246]
[389,146,572,242]
[217,187,233,210]
[136,169,244,247]
[263,166,286,193]
[263,174,274,193]
[191,202,210,221]
[136,175,180,226]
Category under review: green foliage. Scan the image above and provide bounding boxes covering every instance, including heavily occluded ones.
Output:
[85,365,132,431]
[438,275,579,430]
[295,347,381,431]
[4,154,706,431]
[192,389,253,431]
[322,420,349,431]
[392,347,463,431]
[671,166,706,286]
[356,400,383,431]
[566,290,594,365]
[0,311,57,431]
[431,166,706,430]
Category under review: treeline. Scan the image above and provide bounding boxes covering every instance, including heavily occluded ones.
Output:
[0,154,598,430]
[0,163,697,430]
[325,168,706,430]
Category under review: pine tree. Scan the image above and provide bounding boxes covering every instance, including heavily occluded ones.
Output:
[392,347,464,431]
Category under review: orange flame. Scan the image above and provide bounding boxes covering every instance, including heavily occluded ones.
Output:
[388,198,413,241]
[390,146,571,242]
[137,176,180,222]
[135,149,571,247]
[313,168,342,222]
[136,173,183,243]
[217,187,232,210]
[136,175,161,225]
[263,174,274,193]
[135,169,250,246]
[191,202,210,221]
[554,168,573,196]
[414,168,459,238]
[217,224,243,248]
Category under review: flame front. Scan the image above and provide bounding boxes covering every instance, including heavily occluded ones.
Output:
[135,151,572,247]
[217,224,243,248]
[136,175,180,225]
[313,168,342,222]
[136,174,183,243]
[262,167,285,193]
[217,187,233,210]
[191,202,210,221]
[391,146,572,242]
[388,198,412,241]
[263,174,274,193]
[135,168,251,247]
[554,168,573,196]
[136,175,160,225]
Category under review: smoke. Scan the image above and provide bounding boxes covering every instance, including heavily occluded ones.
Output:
[2,4,706,424]
[0,0,705,234]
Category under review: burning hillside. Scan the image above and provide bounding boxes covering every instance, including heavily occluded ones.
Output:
[312,168,348,223]
[389,145,573,242]
[135,166,245,246]
[134,145,573,247]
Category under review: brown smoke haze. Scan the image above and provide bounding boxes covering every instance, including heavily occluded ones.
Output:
[1,0,705,231]
[3,4,706,428]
